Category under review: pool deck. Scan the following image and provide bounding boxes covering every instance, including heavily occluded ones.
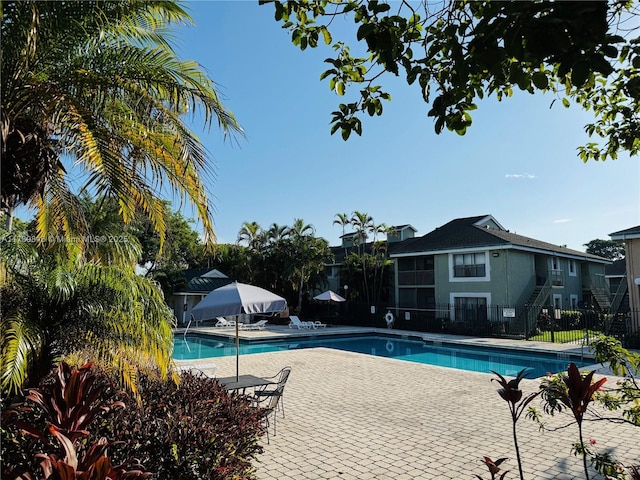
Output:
[175,325,638,479]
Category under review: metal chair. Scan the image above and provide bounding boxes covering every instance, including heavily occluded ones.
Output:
[254,383,286,443]
[254,366,291,419]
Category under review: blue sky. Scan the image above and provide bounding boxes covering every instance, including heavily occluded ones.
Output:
[170,1,638,252]
[21,1,637,252]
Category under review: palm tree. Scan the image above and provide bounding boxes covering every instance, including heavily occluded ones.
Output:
[1,1,242,247]
[237,221,264,251]
[288,218,315,239]
[0,236,174,397]
[350,211,374,302]
[333,212,351,257]
[267,223,290,243]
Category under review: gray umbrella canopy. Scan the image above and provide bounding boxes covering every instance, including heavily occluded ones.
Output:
[313,290,346,302]
[191,281,288,321]
[190,282,287,381]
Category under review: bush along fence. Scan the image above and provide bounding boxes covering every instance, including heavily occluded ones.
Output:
[337,302,640,349]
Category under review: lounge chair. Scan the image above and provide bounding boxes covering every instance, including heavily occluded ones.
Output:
[175,362,218,377]
[312,320,327,329]
[289,315,312,329]
[240,319,268,331]
[253,366,292,443]
[215,317,236,328]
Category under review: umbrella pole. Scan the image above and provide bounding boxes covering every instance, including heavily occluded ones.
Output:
[235,317,240,382]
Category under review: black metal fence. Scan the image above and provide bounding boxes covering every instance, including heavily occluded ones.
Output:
[323,301,640,349]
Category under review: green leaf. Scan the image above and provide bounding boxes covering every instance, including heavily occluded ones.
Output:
[562,98,571,108]
[321,27,332,45]
[532,72,549,90]
[336,81,345,96]
[571,60,590,87]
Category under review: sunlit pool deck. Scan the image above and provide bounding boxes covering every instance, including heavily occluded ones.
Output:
[175,325,638,479]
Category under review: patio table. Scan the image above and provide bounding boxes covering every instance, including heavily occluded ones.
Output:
[217,374,275,393]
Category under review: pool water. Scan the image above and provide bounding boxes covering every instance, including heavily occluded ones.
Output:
[174,334,586,377]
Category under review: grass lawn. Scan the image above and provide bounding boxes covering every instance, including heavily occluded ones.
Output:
[528,329,603,343]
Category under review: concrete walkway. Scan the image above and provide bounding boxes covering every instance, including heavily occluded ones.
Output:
[177,327,638,479]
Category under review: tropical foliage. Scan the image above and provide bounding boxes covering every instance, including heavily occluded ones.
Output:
[1,0,241,247]
[0,233,174,397]
[2,363,264,479]
[202,219,333,311]
[262,0,639,161]
[336,211,393,305]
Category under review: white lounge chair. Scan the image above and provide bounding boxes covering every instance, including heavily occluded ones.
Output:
[215,317,236,328]
[240,319,269,331]
[175,362,218,377]
[289,316,312,329]
[312,320,327,329]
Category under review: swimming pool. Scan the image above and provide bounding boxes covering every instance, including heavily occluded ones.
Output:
[174,333,587,377]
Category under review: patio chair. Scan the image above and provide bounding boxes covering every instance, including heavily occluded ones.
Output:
[240,319,269,331]
[215,317,236,328]
[312,320,327,328]
[174,362,218,377]
[253,383,286,444]
[288,315,312,329]
[254,366,292,419]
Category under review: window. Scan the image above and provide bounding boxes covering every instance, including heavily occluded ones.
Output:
[453,252,486,278]
[570,295,578,309]
[454,296,487,322]
[568,260,577,277]
[551,257,560,271]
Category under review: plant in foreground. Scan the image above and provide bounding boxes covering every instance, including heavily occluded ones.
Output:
[539,363,607,480]
[474,456,510,480]
[491,369,539,480]
[2,362,151,479]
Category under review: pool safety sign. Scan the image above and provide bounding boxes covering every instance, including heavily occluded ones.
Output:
[502,307,516,318]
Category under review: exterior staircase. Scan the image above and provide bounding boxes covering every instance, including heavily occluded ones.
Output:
[609,275,628,315]
[512,283,552,337]
[590,287,611,312]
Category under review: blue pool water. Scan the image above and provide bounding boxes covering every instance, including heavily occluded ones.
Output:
[174,334,586,377]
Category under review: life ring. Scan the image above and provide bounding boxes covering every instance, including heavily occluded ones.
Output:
[385,340,394,353]
[385,311,395,329]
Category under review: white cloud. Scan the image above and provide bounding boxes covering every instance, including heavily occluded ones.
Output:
[505,173,537,179]
[553,219,572,224]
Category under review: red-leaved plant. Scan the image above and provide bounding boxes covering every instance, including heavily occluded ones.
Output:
[491,368,539,480]
[3,362,151,479]
[474,456,510,480]
[539,362,607,480]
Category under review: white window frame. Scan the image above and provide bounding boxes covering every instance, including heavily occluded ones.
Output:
[553,294,563,310]
[570,294,579,309]
[568,259,577,277]
[449,251,490,282]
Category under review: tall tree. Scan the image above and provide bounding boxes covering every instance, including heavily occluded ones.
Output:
[263,1,639,161]
[584,239,625,260]
[1,1,242,247]
[237,221,265,251]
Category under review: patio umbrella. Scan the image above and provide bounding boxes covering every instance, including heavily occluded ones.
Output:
[313,290,346,302]
[191,282,287,380]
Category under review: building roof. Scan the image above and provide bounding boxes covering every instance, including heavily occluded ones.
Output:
[329,215,610,264]
[184,276,233,293]
[389,215,608,262]
[609,225,640,240]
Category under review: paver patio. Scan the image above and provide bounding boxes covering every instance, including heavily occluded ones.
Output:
[178,329,639,479]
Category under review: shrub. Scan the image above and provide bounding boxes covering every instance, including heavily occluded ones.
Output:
[1,362,151,479]
[96,371,265,480]
[2,365,266,480]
